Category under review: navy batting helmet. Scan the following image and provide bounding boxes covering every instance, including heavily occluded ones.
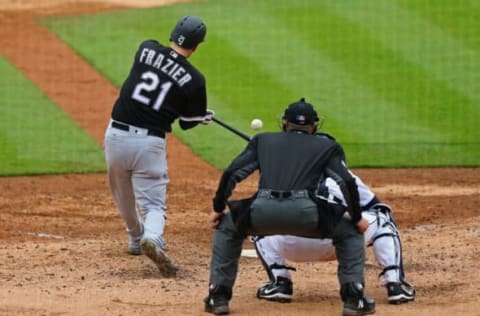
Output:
[170,16,207,49]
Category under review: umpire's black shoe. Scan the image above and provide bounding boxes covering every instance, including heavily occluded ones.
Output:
[387,281,415,304]
[256,276,293,303]
[204,285,231,315]
[343,296,376,316]
[204,295,229,315]
[341,282,375,316]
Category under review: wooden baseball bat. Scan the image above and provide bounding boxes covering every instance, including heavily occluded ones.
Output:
[212,116,251,142]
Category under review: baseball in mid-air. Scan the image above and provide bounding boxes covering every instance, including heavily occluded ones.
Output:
[250,118,263,130]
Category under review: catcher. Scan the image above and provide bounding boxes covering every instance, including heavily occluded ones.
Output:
[254,171,416,305]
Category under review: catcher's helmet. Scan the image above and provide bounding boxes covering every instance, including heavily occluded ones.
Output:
[170,16,206,49]
[282,98,320,126]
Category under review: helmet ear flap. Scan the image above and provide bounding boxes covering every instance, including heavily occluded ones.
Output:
[277,115,287,131]
[316,116,324,130]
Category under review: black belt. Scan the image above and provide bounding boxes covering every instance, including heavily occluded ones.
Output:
[111,121,165,138]
[258,189,309,199]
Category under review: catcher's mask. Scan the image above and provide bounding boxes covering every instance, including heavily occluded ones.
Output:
[281,98,323,133]
[170,16,207,49]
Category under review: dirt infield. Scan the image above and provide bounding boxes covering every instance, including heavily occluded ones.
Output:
[1,2,479,316]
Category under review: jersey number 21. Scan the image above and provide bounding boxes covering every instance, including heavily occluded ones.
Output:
[132,71,172,111]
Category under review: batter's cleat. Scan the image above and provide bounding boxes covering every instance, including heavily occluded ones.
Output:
[256,276,293,303]
[140,237,178,277]
[342,296,376,316]
[127,223,144,255]
[128,234,143,255]
[204,294,229,315]
[387,282,415,304]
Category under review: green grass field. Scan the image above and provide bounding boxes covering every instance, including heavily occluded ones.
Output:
[2,0,479,175]
[0,56,105,176]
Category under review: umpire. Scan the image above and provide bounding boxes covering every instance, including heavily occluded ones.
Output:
[204,98,375,316]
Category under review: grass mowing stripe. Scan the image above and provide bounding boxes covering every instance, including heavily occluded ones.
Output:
[286,2,478,144]
[194,3,472,166]
[193,34,295,125]
[396,0,480,52]
[347,143,480,167]
[237,5,440,144]
[0,55,105,176]
[324,1,480,110]
[207,4,369,143]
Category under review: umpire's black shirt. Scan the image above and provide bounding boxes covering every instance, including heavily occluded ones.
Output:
[214,130,362,223]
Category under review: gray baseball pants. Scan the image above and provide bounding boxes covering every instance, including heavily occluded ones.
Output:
[104,120,169,246]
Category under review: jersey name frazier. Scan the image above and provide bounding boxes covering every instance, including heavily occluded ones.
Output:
[139,48,192,87]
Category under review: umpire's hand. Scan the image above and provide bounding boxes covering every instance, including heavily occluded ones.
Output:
[210,211,224,229]
[356,217,369,233]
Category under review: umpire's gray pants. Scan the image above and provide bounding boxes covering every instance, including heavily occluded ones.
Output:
[208,193,365,290]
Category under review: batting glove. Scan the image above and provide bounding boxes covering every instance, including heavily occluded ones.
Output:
[202,109,215,125]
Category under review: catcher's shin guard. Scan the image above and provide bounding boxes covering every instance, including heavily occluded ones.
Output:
[253,235,296,282]
[368,205,414,290]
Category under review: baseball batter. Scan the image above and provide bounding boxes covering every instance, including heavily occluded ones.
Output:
[104,16,213,277]
[254,173,416,304]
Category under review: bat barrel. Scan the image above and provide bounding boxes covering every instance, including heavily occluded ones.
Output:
[212,117,251,141]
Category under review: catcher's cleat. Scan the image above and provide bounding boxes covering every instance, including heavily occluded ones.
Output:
[387,282,415,304]
[140,237,178,277]
[256,276,293,303]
